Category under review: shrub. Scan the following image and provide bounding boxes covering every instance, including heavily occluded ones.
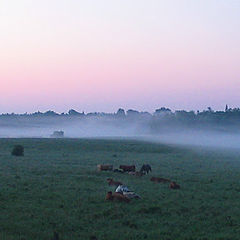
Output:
[11,145,24,156]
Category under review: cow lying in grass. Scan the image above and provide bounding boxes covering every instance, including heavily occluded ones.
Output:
[119,165,135,172]
[150,177,171,183]
[122,191,141,199]
[115,185,141,199]
[105,191,130,203]
[107,178,123,186]
[169,181,180,189]
[97,164,113,171]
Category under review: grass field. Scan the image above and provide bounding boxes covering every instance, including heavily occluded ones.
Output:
[1,138,240,240]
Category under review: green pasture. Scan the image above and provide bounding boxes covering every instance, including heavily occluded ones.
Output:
[0,138,240,240]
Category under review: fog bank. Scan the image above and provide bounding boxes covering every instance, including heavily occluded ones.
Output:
[140,131,240,150]
[1,116,240,150]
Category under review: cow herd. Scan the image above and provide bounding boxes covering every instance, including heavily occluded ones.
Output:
[97,163,180,203]
[97,164,152,175]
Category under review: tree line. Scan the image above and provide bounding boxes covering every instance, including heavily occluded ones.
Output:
[1,105,240,132]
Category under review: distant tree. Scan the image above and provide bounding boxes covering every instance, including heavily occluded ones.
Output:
[43,110,58,116]
[87,112,99,117]
[126,109,139,117]
[175,110,196,125]
[207,107,213,112]
[68,109,82,116]
[232,108,240,112]
[32,111,43,116]
[139,111,152,118]
[154,107,172,116]
[116,108,125,117]
[155,107,171,113]
[225,104,229,112]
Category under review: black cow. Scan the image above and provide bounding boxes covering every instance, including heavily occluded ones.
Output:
[140,164,152,174]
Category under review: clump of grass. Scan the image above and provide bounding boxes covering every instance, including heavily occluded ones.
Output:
[11,145,24,156]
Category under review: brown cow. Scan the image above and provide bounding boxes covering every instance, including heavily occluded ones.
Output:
[97,164,113,171]
[119,165,135,172]
[169,181,180,189]
[106,178,123,186]
[105,191,130,203]
[150,177,171,183]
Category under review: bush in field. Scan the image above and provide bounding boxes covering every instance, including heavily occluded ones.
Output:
[11,145,24,156]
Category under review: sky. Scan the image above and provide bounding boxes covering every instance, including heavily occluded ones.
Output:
[0,0,240,113]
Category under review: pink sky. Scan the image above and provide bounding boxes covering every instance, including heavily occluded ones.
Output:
[0,0,240,113]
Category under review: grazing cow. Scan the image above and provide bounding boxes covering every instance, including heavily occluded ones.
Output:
[107,178,123,186]
[150,177,171,183]
[119,165,135,172]
[169,181,180,189]
[105,191,130,203]
[140,164,152,174]
[97,164,113,171]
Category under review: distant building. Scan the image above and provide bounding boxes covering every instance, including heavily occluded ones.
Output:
[50,131,64,138]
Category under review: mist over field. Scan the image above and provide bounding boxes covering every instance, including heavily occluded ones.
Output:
[141,131,240,150]
[1,108,240,149]
[0,116,142,138]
